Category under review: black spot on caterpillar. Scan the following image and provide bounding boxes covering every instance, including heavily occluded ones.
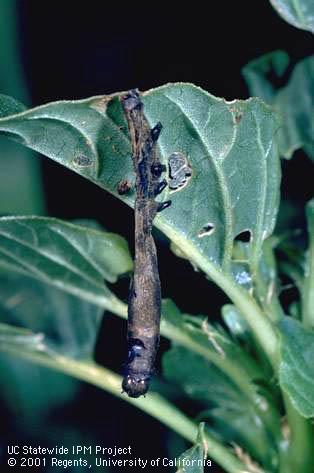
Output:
[120,89,170,398]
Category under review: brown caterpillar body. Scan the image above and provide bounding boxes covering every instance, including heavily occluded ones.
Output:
[121,90,170,398]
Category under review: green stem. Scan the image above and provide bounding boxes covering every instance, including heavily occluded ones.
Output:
[255,272,284,322]
[254,240,285,322]
[110,294,282,443]
[112,294,262,396]
[193,259,279,369]
[161,315,282,444]
[1,346,253,473]
[280,261,304,295]
[158,220,279,369]
[281,393,314,473]
[162,319,261,393]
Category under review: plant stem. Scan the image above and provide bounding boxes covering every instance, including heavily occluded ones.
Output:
[110,292,282,443]
[111,294,261,396]
[161,315,282,443]
[193,258,279,369]
[254,240,285,322]
[1,346,253,473]
[254,272,284,322]
[109,294,128,319]
[280,261,304,295]
[281,393,314,473]
[157,220,279,369]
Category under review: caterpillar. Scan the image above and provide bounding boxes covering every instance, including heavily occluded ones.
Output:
[121,89,170,398]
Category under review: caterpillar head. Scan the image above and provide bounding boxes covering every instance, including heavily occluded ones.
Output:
[122,375,150,398]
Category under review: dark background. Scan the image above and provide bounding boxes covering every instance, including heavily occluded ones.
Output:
[1,1,313,472]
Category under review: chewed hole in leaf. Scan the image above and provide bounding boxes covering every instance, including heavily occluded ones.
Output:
[0,83,281,275]
[168,152,192,192]
[198,223,215,238]
[229,107,243,124]
[234,230,252,243]
[72,154,93,167]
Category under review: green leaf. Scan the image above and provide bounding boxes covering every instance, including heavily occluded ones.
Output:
[0,270,104,358]
[161,300,282,435]
[302,199,314,328]
[222,304,276,382]
[232,238,284,322]
[0,216,132,309]
[279,317,314,417]
[163,345,279,469]
[0,322,247,473]
[161,300,266,382]
[242,50,290,103]
[175,423,210,473]
[0,84,280,276]
[0,269,104,417]
[0,350,77,418]
[0,217,130,417]
[163,344,241,404]
[269,0,314,33]
[0,85,281,364]
[0,267,103,417]
[276,226,305,293]
[0,321,44,348]
[243,52,314,160]
[222,304,253,342]
[145,86,280,276]
[0,94,26,118]
[0,276,247,473]
[0,320,79,417]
